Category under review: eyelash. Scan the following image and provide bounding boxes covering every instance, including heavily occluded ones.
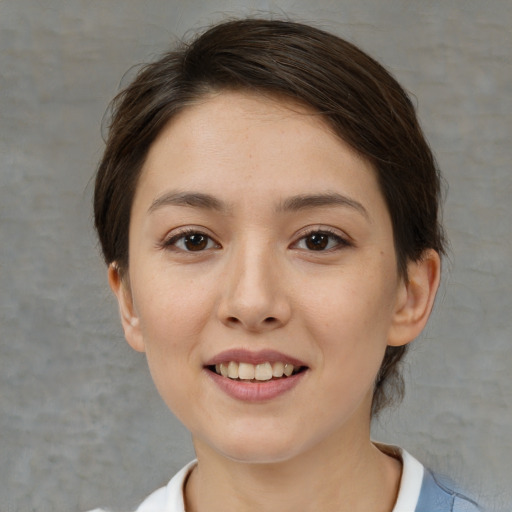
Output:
[293,228,351,252]
[162,228,220,252]
[161,227,351,253]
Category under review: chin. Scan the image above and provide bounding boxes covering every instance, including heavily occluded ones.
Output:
[220,443,302,465]
[200,426,312,465]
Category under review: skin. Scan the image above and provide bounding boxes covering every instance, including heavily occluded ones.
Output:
[109,91,441,512]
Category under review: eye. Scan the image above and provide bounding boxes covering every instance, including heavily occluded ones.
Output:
[164,230,220,252]
[294,230,349,251]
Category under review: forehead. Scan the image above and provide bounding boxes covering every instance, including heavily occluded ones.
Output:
[139,91,379,199]
[152,91,339,156]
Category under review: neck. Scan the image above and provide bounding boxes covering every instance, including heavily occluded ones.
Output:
[185,426,401,512]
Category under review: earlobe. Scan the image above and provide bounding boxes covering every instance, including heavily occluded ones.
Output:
[108,263,146,353]
[388,250,441,347]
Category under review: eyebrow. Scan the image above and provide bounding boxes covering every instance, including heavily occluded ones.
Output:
[148,191,229,214]
[148,190,369,219]
[278,192,369,219]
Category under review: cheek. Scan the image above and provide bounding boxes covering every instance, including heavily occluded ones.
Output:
[301,261,398,370]
[301,265,396,333]
[132,275,214,418]
[307,287,392,421]
[129,269,217,402]
[134,268,214,340]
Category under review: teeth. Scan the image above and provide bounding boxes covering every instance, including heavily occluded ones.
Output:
[227,361,239,379]
[214,361,299,381]
[272,361,284,378]
[283,363,294,377]
[255,362,273,381]
[238,362,255,380]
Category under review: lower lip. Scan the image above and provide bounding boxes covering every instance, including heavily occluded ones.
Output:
[205,369,307,402]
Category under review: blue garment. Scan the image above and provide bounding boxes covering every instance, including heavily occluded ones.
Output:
[416,469,481,512]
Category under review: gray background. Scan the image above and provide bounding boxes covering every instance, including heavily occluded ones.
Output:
[1,1,511,511]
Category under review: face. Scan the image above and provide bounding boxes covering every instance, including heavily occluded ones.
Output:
[113,92,419,464]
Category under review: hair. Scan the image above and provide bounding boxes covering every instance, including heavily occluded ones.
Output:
[94,17,446,416]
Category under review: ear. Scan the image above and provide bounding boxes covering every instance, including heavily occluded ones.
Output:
[108,264,146,353]
[388,249,441,347]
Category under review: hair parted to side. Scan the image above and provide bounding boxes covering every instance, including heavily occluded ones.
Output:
[94,18,446,416]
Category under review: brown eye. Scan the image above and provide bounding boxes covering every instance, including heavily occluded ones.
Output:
[164,231,219,252]
[295,230,348,251]
[183,234,208,251]
[306,233,329,250]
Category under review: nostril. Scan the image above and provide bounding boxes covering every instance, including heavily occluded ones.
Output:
[221,313,284,331]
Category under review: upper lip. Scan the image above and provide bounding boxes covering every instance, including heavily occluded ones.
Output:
[204,349,308,368]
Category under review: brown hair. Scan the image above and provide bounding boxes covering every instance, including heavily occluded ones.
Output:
[94,18,446,416]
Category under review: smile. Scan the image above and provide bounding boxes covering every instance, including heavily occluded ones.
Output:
[210,361,304,381]
[204,349,309,400]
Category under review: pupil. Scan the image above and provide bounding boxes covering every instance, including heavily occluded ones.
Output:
[306,233,328,250]
[185,234,207,251]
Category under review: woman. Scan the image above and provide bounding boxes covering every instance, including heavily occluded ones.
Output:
[92,18,481,512]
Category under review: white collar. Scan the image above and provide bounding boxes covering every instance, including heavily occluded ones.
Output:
[135,446,425,512]
[391,448,424,512]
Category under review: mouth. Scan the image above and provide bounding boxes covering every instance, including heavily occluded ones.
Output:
[206,361,307,382]
[204,350,309,401]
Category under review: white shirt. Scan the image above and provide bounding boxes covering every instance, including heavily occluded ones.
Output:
[89,446,483,512]
[130,447,425,512]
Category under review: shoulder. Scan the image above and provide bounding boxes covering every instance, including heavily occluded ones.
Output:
[379,444,483,512]
[416,467,482,512]
[85,486,170,512]
[86,460,196,512]
[134,485,169,512]
[135,460,197,512]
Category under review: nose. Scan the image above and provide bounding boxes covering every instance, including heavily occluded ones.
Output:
[217,242,291,332]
